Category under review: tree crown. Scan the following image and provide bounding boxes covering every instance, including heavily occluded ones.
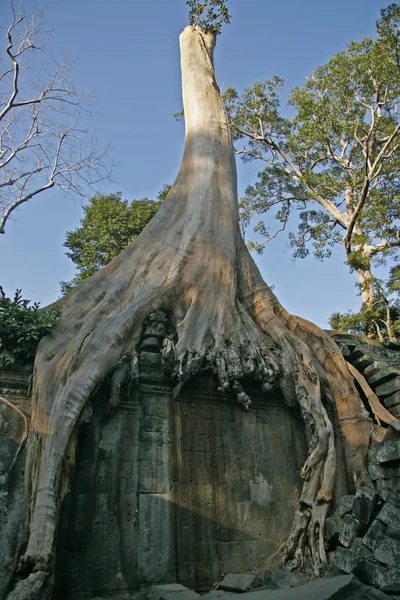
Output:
[186,0,231,35]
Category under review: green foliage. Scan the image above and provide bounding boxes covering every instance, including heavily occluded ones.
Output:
[0,287,60,368]
[330,275,400,340]
[225,6,400,303]
[186,0,231,35]
[330,302,400,341]
[61,189,166,293]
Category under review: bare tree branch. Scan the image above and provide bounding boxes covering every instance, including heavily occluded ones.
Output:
[0,1,113,234]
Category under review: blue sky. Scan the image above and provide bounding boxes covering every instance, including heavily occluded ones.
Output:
[0,0,387,327]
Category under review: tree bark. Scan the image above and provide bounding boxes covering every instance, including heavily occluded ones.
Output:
[356,266,376,306]
[5,26,386,600]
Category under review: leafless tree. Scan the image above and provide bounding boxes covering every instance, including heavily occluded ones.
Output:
[0,1,112,234]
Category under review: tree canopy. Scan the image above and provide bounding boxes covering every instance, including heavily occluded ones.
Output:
[61,187,168,293]
[186,0,231,35]
[224,4,400,338]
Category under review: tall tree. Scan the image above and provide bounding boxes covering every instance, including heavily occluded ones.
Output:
[224,5,400,311]
[0,2,112,234]
[61,189,166,293]
[5,7,394,600]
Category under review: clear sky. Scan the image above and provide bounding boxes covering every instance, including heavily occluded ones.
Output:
[0,0,388,327]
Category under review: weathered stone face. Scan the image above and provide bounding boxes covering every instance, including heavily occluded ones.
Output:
[0,366,31,599]
[54,372,307,596]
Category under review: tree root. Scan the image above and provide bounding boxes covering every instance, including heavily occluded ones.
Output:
[346,361,400,431]
[0,395,29,472]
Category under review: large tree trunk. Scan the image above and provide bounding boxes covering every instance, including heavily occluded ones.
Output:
[5,26,386,600]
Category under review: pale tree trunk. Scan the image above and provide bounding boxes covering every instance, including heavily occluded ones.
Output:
[5,26,388,600]
[356,266,376,306]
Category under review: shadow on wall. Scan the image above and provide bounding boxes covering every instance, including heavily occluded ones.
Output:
[0,400,27,599]
[54,372,307,598]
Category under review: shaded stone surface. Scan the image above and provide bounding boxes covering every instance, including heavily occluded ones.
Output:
[262,570,307,590]
[353,488,378,525]
[147,584,199,600]
[226,575,388,599]
[54,371,308,595]
[374,535,400,568]
[334,495,355,518]
[0,366,30,599]
[377,502,400,529]
[339,514,367,548]
[377,441,400,464]
[218,574,258,593]
[363,519,387,551]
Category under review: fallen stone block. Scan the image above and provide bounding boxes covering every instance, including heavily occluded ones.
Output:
[377,502,400,529]
[325,517,343,549]
[350,537,372,557]
[374,535,400,568]
[146,584,199,600]
[262,570,307,590]
[364,361,388,379]
[385,391,400,409]
[375,376,400,399]
[352,487,379,524]
[235,574,388,599]
[353,354,377,370]
[381,581,400,594]
[334,495,355,518]
[363,519,387,550]
[199,592,231,600]
[370,563,400,590]
[377,440,400,464]
[390,404,400,419]
[333,547,358,573]
[369,368,400,388]
[218,574,258,593]
[338,514,367,548]
[379,486,400,508]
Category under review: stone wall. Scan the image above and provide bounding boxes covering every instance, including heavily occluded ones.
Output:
[0,363,307,599]
[0,364,31,599]
[54,373,307,598]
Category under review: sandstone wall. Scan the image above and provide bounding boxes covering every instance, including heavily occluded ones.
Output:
[0,365,31,598]
[54,373,307,597]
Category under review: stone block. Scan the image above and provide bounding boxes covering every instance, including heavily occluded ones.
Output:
[262,570,307,589]
[333,547,358,573]
[352,487,379,524]
[363,519,387,550]
[369,369,400,388]
[147,584,199,600]
[385,391,400,409]
[377,502,400,529]
[381,582,400,594]
[334,495,355,518]
[338,514,366,548]
[387,524,400,542]
[353,354,377,370]
[218,573,258,593]
[142,321,166,340]
[350,537,372,557]
[370,563,400,590]
[374,535,400,568]
[375,376,400,399]
[325,517,343,549]
[379,486,400,508]
[200,592,231,600]
[390,404,400,419]
[237,574,388,600]
[377,440,400,464]
[364,361,388,379]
